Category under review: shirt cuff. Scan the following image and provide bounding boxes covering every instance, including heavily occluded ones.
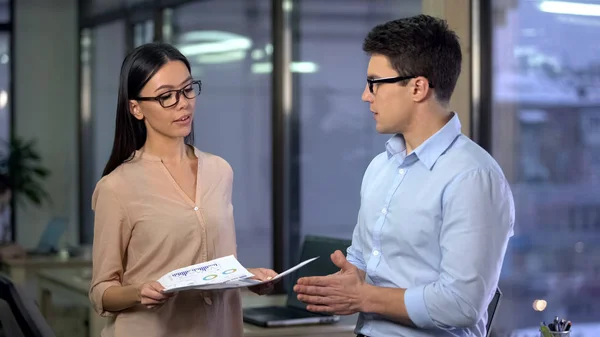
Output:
[346,255,366,271]
[90,281,122,317]
[404,284,436,329]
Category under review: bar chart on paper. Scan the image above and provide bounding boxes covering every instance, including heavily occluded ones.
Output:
[159,255,318,293]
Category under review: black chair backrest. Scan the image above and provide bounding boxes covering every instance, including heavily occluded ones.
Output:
[486,287,502,336]
[285,235,352,310]
[0,275,55,337]
[0,298,25,337]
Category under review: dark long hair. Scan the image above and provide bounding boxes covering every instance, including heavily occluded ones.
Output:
[102,42,195,177]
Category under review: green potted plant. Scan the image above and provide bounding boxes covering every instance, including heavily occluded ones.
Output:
[0,137,51,207]
[0,137,51,248]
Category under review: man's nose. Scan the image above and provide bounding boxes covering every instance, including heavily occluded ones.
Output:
[362,84,373,102]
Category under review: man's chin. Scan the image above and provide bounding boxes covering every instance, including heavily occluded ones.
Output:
[375,124,392,134]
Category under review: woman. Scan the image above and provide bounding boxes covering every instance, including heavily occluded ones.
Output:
[89,42,277,337]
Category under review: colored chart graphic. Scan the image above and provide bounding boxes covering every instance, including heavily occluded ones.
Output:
[203,274,218,281]
[222,269,236,275]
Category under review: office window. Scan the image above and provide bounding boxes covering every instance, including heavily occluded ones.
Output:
[169,0,272,268]
[85,0,123,17]
[0,31,9,243]
[80,21,126,244]
[133,19,154,47]
[0,32,8,144]
[491,0,600,335]
[0,0,8,24]
[295,1,421,241]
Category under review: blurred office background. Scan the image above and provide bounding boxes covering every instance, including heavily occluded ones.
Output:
[0,0,599,336]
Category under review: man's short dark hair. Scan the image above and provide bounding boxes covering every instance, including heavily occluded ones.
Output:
[363,14,462,104]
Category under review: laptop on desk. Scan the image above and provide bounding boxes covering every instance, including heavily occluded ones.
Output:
[26,218,67,256]
[243,235,351,327]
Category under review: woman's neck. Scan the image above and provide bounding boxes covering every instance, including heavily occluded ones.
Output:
[142,133,189,164]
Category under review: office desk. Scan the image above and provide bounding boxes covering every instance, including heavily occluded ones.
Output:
[38,269,102,337]
[242,295,357,337]
[37,269,358,337]
[2,255,91,285]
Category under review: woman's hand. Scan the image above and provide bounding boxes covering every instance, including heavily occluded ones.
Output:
[138,281,174,309]
[247,268,278,295]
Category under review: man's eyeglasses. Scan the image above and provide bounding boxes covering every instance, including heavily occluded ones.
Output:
[135,80,202,108]
[367,75,434,94]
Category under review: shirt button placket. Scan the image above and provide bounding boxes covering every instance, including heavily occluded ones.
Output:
[193,205,207,261]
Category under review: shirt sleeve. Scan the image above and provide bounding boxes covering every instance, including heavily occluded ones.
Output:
[88,177,133,317]
[347,154,385,272]
[404,168,515,329]
[346,211,366,271]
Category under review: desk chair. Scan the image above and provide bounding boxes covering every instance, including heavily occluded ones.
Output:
[0,275,55,337]
[486,288,502,336]
[0,299,25,337]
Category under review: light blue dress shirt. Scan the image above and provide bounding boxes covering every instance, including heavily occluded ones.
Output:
[347,113,515,337]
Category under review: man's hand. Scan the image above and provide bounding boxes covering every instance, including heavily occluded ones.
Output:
[247,268,279,295]
[293,250,367,315]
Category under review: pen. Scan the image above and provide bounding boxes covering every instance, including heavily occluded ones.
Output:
[564,321,572,331]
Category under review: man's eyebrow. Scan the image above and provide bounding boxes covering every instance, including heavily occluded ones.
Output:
[367,74,381,80]
[154,76,193,92]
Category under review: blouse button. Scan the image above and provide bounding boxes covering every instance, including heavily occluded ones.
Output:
[194,206,199,211]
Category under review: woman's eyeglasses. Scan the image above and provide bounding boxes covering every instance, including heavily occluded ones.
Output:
[135,80,202,108]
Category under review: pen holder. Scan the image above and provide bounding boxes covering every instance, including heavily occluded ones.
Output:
[540,331,570,337]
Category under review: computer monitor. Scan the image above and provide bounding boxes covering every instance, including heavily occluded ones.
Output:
[285,235,352,310]
[30,217,67,255]
[242,235,352,327]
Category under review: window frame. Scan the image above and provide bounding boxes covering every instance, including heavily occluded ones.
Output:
[77,0,475,294]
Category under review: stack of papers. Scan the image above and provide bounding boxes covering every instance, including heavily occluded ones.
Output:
[158,255,318,293]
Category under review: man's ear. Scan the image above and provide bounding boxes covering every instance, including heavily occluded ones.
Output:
[411,77,432,103]
[129,100,144,120]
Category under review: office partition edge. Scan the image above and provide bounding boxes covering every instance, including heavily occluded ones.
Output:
[272,0,293,292]
[8,0,14,242]
[471,0,492,150]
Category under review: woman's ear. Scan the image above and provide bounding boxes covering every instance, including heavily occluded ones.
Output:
[129,100,144,120]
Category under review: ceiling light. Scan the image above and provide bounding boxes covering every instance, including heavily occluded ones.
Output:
[177,31,252,56]
[251,62,319,74]
[0,90,7,109]
[539,1,600,17]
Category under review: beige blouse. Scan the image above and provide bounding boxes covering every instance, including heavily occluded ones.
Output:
[89,146,242,337]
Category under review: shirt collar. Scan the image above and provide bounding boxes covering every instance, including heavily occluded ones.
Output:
[385,112,462,170]
[135,145,200,162]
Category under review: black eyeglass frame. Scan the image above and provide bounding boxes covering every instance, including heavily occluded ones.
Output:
[135,80,202,108]
[367,75,434,94]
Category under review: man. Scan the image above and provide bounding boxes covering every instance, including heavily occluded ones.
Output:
[293,14,514,337]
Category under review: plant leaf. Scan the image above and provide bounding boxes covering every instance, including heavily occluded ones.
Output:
[1,136,51,208]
